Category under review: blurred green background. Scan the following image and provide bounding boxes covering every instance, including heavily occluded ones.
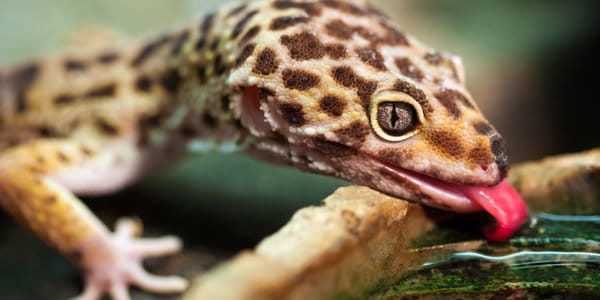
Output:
[0,0,599,299]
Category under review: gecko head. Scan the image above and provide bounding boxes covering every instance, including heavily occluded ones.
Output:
[227,0,511,213]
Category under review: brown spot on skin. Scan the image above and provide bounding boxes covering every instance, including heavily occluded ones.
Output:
[434,89,473,119]
[435,93,459,119]
[332,66,356,87]
[36,155,45,165]
[446,89,474,108]
[200,13,216,35]
[240,25,260,44]
[469,146,492,165]
[56,151,70,164]
[54,94,76,105]
[97,52,119,64]
[135,75,153,93]
[427,130,464,158]
[270,15,309,30]
[137,113,163,145]
[322,0,365,15]
[171,30,190,55]
[37,125,59,137]
[356,47,387,71]
[131,35,170,67]
[209,39,220,52]
[379,21,410,46]
[395,57,424,82]
[221,95,230,111]
[236,43,256,67]
[202,112,217,128]
[335,121,369,145]
[332,66,377,107]
[96,119,119,135]
[273,1,322,16]
[194,37,207,51]
[474,122,494,135]
[140,113,162,128]
[279,103,305,126]
[281,31,347,61]
[227,4,247,17]
[213,54,229,76]
[356,82,377,106]
[64,59,87,72]
[253,48,279,75]
[325,19,354,40]
[312,137,357,156]
[356,27,383,45]
[28,165,43,174]
[320,96,345,117]
[160,70,181,93]
[197,64,207,83]
[282,69,320,90]
[325,44,347,59]
[232,10,258,39]
[378,149,413,166]
[234,119,244,130]
[11,63,40,112]
[393,80,431,114]
[281,32,325,61]
[46,196,57,204]
[424,51,443,65]
[259,87,275,100]
[85,84,116,99]
[80,146,94,156]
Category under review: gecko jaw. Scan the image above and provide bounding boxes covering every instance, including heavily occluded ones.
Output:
[368,154,528,241]
[370,155,484,212]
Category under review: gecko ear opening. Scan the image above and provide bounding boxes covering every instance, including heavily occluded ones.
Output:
[240,86,272,133]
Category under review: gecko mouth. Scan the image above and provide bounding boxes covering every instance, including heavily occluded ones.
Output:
[369,155,528,241]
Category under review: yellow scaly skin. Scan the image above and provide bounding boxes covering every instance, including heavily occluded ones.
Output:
[0,0,509,298]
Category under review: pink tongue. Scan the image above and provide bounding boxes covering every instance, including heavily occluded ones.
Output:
[462,180,528,241]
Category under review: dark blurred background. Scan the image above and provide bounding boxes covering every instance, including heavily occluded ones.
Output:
[0,0,599,298]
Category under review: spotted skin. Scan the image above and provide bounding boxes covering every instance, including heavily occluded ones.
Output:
[0,0,509,299]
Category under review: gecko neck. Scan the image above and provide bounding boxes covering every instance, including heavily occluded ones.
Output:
[132,7,254,154]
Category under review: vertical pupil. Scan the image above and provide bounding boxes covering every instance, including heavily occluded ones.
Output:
[376,102,417,136]
[390,104,400,128]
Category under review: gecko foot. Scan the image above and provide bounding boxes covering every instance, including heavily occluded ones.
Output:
[72,218,188,300]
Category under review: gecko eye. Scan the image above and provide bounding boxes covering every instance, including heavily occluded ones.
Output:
[370,93,423,142]
[377,102,417,136]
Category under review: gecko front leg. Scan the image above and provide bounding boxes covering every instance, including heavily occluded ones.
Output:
[0,138,187,300]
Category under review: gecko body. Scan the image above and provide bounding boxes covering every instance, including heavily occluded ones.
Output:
[0,0,527,299]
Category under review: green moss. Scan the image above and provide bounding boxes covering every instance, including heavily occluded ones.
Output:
[354,212,600,299]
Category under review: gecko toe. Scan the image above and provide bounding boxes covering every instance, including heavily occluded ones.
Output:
[72,217,186,299]
[130,265,189,293]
